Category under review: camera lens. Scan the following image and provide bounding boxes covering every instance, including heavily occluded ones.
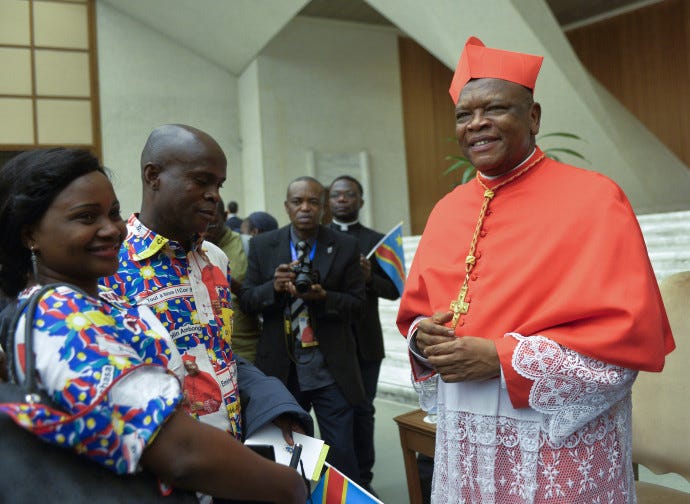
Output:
[294,273,312,293]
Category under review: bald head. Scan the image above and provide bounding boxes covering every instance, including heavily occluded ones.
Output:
[140,124,226,175]
[138,124,228,247]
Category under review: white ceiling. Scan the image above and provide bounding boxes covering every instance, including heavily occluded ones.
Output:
[101,0,655,76]
[100,0,310,74]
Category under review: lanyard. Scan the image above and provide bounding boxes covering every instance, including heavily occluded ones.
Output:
[289,239,316,262]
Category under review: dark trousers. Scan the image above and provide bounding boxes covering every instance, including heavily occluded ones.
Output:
[287,366,359,482]
[353,357,381,486]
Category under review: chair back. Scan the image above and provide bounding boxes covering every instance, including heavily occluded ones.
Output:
[632,271,690,481]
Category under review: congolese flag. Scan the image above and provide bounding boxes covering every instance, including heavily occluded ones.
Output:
[367,221,406,296]
[310,464,383,504]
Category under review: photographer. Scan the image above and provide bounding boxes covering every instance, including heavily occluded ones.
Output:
[239,176,366,483]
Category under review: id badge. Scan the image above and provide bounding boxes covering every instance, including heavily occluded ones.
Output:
[298,311,318,347]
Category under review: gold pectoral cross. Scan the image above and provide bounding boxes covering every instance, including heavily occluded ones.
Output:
[449,283,469,328]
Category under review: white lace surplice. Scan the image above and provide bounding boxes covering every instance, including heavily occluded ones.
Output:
[415,333,637,504]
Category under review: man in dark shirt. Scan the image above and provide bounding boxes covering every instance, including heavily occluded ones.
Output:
[328,175,400,494]
[240,176,366,482]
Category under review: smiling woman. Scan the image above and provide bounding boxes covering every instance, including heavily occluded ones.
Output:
[0,149,120,298]
[27,170,125,296]
[0,148,308,503]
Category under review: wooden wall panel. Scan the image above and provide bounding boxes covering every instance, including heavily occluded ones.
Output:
[398,37,462,235]
[567,0,690,169]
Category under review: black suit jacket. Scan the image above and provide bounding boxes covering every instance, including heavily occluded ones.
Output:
[239,225,366,406]
[329,223,401,361]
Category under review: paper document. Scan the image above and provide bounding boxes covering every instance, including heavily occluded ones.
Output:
[245,424,329,481]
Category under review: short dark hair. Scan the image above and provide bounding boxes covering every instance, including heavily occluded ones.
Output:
[245,211,279,233]
[330,175,363,196]
[286,176,325,202]
[227,200,238,213]
[0,148,106,296]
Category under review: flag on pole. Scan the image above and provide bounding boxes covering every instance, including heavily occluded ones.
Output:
[310,464,383,504]
[366,221,406,296]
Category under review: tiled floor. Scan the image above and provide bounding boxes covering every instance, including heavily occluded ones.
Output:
[370,398,417,504]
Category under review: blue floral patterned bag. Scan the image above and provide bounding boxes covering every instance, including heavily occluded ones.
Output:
[0,284,196,503]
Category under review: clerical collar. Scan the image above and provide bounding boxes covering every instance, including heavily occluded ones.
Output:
[331,218,359,231]
[289,226,316,249]
[478,148,537,181]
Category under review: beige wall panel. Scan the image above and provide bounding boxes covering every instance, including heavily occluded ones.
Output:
[0,98,34,144]
[0,48,32,94]
[34,2,88,49]
[36,99,92,144]
[0,0,30,45]
[35,50,90,96]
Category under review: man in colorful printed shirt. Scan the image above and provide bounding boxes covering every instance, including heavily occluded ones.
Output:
[102,124,311,442]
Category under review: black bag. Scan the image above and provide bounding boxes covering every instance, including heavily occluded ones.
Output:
[0,284,197,503]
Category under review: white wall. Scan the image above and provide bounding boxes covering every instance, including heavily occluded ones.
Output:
[248,17,411,232]
[238,59,266,214]
[96,1,242,216]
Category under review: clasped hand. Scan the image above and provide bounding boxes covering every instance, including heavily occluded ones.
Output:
[273,263,326,301]
[416,311,501,382]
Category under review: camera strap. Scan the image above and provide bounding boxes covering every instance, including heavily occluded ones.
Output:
[287,239,318,350]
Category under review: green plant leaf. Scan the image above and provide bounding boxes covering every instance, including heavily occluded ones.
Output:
[538,132,585,141]
[461,167,477,183]
[442,157,472,176]
[543,147,588,162]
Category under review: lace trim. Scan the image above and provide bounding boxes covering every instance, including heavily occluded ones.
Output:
[440,402,624,451]
[432,400,634,504]
[412,370,438,412]
[425,333,637,503]
[509,333,637,444]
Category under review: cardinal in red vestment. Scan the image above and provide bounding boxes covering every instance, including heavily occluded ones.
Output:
[181,353,223,417]
[397,36,674,504]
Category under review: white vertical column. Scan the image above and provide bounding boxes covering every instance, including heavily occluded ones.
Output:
[359,150,373,227]
[238,59,266,212]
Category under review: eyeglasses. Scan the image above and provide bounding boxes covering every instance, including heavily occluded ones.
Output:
[329,190,358,200]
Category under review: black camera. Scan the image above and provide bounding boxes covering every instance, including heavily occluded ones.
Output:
[292,254,319,293]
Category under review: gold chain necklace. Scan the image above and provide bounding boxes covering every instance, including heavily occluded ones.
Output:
[449,153,546,329]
